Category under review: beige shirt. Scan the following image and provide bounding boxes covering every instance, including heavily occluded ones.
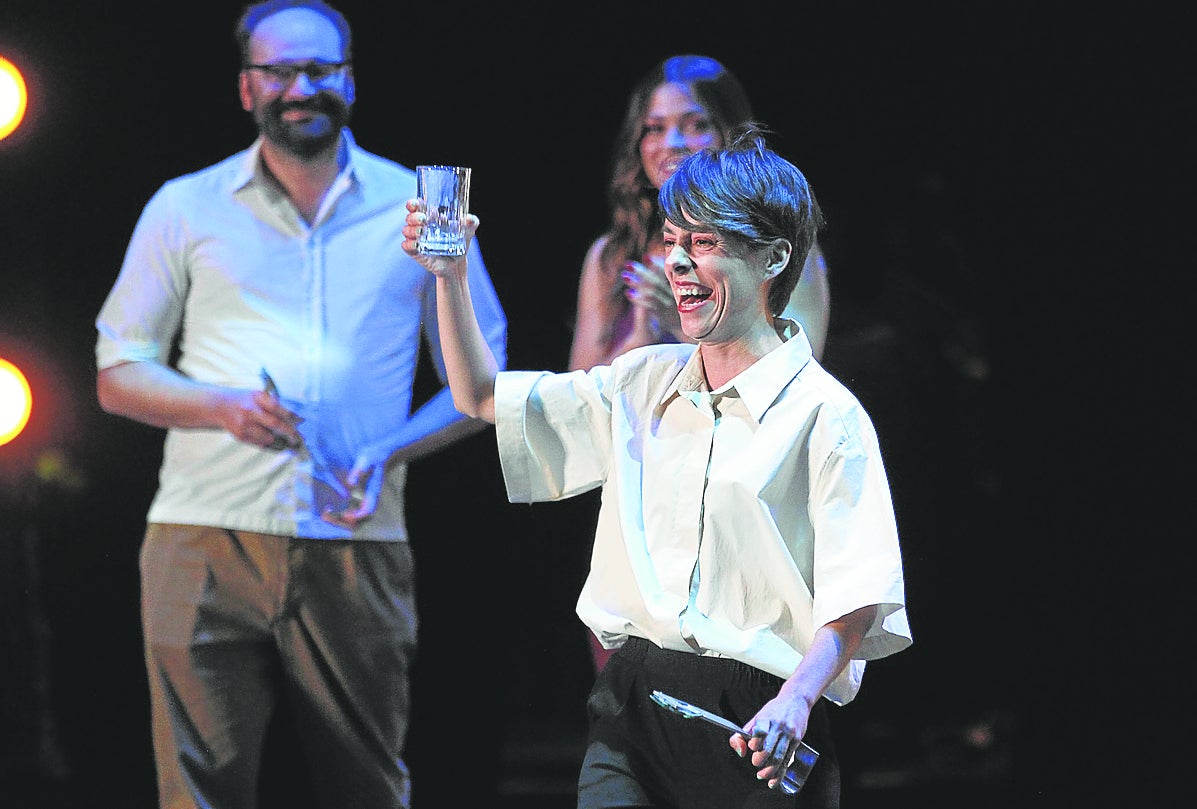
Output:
[496,320,910,705]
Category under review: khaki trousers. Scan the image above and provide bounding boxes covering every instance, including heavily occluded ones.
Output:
[141,524,417,809]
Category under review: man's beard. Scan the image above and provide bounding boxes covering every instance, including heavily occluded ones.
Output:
[255,94,351,159]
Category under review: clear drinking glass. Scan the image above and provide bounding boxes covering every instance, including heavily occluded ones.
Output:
[416,164,471,257]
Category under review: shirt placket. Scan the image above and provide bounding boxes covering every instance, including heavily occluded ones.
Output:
[304,230,325,399]
[293,228,324,516]
[678,391,720,649]
[300,167,350,402]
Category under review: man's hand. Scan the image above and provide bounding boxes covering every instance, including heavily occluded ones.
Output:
[216,388,303,449]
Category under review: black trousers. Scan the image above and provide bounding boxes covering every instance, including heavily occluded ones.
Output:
[578,636,839,809]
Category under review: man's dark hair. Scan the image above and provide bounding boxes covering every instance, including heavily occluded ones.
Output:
[234,0,353,66]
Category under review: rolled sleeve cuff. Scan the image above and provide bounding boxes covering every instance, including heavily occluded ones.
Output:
[495,370,546,504]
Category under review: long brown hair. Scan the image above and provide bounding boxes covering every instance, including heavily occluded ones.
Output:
[598,55,754,308]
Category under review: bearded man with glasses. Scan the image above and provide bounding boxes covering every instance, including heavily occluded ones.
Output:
[93,2,508,807]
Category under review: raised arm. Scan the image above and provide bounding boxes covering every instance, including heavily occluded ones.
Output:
[401,199,498,423]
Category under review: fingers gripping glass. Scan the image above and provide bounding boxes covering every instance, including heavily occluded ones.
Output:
[245,61,350,87]
[650,691,819,796]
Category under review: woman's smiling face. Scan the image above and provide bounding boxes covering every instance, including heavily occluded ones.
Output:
[661,217,769,344]
[638,82,722,189]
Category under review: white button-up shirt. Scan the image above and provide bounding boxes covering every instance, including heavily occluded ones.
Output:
[496,321,909,704]
[96,132,507,540]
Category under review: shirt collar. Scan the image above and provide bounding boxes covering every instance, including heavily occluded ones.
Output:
[229,128,359,194]
[667,350,711,409]
[659,317,814,422]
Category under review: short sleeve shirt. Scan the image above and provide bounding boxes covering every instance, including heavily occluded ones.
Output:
[495,322,909,704]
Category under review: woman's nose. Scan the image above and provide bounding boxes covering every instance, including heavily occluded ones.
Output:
[665,244,691,273]
[663,125,689,150]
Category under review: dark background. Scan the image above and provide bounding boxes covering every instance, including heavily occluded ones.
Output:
[1,1,1190,806]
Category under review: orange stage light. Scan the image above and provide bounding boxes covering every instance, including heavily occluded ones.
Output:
[0,356,34,446]
[1,56,29,140]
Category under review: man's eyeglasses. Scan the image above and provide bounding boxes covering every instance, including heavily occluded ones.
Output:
[244,61,350,87]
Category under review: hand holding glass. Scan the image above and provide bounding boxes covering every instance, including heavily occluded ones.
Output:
[650,690,819,795]
[416,165,471,257]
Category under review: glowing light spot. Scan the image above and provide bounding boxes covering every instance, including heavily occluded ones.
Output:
[0,56,29,141]
[0,357,33,446]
